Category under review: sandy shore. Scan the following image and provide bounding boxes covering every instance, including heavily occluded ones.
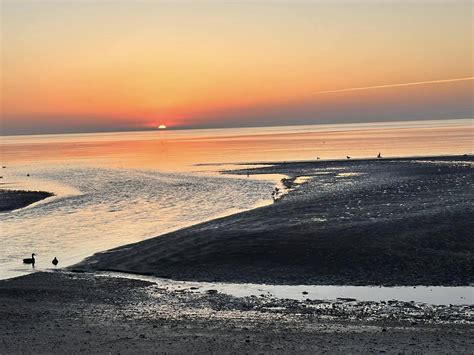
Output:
[0,271,472,354]
[0,189,53,212]
[1,155,473,353]
[75,155,474,286]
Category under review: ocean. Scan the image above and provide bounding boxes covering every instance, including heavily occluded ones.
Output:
[0,118,472,280]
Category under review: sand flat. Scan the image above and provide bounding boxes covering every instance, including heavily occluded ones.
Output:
[0,272,472,353]
[0,189,53,212]
[75,155,474,286]
[1,155,473,353]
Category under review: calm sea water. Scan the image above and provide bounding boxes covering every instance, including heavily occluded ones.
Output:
[0,119,472,281]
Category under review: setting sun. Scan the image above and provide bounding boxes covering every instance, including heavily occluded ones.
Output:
[158,125,167,130]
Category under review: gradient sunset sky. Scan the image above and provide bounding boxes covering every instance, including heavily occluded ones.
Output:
[1,0,473,135]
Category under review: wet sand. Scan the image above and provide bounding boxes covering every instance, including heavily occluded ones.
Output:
[1,155,473,352]
[0,189,53,212]
[76,155,474,286]
[0,272,472,354]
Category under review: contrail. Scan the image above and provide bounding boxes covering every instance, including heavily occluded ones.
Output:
[316,77,474,95]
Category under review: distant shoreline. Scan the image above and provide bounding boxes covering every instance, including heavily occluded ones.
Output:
[0,189,54,212]
[193,153,473,168]
[74,154,474,286]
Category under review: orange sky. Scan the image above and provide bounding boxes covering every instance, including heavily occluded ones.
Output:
[1,1,472,134]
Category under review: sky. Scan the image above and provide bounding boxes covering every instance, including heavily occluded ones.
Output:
[1,0,473,135]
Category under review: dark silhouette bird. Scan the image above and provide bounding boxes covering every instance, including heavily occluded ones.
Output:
[23,253,35,266]
[26,173,30,177]
[377,152,382,159]
[2,166,5,168]
[346,156,351,160]
[52,257,59,266]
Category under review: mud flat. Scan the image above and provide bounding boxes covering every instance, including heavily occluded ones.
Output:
[75,155,474,286]
[0,272,472,353]
[0,189,53,212]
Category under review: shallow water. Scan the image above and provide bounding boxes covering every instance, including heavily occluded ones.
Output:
[101,272,474,306]
[0,166,276,279]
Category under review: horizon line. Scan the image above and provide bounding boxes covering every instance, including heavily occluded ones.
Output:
[1,117,472,138]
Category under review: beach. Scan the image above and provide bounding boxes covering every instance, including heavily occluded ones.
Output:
[75,155,474,286]
[0,272,472,354]
[1,155,473,353]
[0,189,53,212]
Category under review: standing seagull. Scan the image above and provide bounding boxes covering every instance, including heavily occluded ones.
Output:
[23,253,35,267]
[52,257,59,267]
[377,152,382,159]
[346,156,351,160]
